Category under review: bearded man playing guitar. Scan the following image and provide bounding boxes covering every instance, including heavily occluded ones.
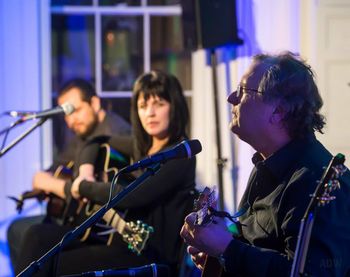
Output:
[7,78,131,274]
[181,52,350,277]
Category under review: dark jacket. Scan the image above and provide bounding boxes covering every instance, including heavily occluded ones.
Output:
[77,136,197,268]
[223,134,350,277]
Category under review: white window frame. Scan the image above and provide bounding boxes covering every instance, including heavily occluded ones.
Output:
[50,1,182,98]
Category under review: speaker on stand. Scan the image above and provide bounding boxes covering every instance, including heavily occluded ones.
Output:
[181,0,243,210]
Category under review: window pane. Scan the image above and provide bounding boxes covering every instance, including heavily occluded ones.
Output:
[102,98,131,123]
[51,0,93,6]
[99,0,140,6]
[51,15,95,92]
[101,16,143,91]
[150,16,192,90]
[148,0,180,5]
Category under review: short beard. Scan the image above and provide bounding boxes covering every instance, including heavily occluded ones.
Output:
[77,116,98,139]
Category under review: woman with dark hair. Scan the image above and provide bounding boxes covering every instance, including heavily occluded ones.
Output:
[131,70,189,155]
[16,70,196,277]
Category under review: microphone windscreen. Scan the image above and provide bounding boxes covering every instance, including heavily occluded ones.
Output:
[179,139,202,159]
[61,102,75,115]
[188,139,202,156]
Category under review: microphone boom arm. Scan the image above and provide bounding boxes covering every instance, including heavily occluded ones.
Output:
[0,117,47,158]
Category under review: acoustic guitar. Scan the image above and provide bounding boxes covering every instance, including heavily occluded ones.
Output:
[9,160,76,223]
[194,154,347,277]
[193,187,243,277]
[193,187,223,277]
[9,143,154,255]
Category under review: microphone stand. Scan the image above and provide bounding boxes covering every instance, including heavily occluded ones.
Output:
[18,162,162,277]
[210,48,226,210]
[0,120,21,137]
[0,117,47,158]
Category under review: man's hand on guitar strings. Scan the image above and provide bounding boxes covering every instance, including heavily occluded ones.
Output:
[208,206,243,237]
[180,212,233,258]
[32,171,66,199]
[187,246,207,271]
[208,207,235,222]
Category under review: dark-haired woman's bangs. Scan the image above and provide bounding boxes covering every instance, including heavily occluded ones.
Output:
[138,86,170,102]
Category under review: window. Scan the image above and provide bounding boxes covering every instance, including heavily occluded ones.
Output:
[50,0,192,151]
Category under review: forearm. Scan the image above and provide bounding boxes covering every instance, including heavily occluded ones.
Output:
[79,180,117,204]
[70,164,96,199]
[32,171,66,199]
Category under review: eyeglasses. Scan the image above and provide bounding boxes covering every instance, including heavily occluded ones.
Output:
[233,85,262,99]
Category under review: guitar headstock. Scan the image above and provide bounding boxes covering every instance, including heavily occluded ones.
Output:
[194,187,217,226]
[313,153,347,208]
[122,220,154,255]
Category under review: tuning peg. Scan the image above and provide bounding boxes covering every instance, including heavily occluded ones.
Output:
[317,194,336,206]
[332,164,347,178]
[331,179,341,190]
[148,226,154,233]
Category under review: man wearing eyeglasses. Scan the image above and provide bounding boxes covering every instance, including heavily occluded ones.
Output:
[181,52,350,276]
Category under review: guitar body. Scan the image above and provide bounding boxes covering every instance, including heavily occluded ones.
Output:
[61,143,130,235]
[15,143,153,254]
[52,143,130,226]
[49,161,79,225]
[47,194,77,223]
[194,187,243,277]
[193,188,224,277]
[19,162,78,226]
[202,257,223,277]
[57,144,153,254]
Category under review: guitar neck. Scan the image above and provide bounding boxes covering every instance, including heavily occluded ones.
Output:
[290,214,315,277]
[102,207,127,234]
[290,153,346,277]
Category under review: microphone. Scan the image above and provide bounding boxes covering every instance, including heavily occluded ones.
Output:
[3,111,34,117]
[121,139,202,173]
[62,264,170,277]
[20,102,75,121]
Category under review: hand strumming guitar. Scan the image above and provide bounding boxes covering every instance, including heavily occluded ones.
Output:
[32,171,66,199]
[71,164,95,200]
[32,163,96,200]
[180,212,233,270]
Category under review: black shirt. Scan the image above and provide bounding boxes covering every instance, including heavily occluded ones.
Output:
[77,136,197,267]
[223,134,350,276]
[52,111,130,177]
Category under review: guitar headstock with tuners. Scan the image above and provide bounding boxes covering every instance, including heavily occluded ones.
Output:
[194,187,242,232]
[193,187,246,277]
[194,187,217,226]
[307,153,347,214]
[193,187,222,277]
[122,220,154,255]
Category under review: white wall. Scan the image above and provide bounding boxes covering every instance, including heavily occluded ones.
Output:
[0,1,48,276]
[314,0,350,167]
